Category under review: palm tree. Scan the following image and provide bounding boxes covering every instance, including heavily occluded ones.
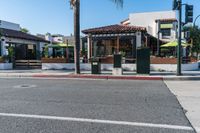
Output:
[70,0,123,74]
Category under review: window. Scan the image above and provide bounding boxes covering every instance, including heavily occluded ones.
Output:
[161,28,171,37]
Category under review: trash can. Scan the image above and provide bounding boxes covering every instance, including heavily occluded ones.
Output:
[113,54,122,68]
[113,54,123,75]
[91,58,101,74]
[136,48,150,74]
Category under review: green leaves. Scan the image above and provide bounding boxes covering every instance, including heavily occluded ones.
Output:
[190,26,200,53]
[0,29,2,37]
[20,28,29,33]
[69,0,123,8]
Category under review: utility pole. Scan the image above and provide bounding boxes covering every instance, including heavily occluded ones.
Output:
[173,0,182,75]
[177,0,182,76]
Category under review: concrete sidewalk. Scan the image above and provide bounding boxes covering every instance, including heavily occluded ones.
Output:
[165,81,200,133]
[0,69,200,80]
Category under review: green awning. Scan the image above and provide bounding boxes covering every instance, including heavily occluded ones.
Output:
[161,41,190,47]
[160,24,173,29]
[48,43,74,48]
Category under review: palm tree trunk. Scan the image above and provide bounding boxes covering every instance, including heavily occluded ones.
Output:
[71,0,123,74]
[74,0,80,74]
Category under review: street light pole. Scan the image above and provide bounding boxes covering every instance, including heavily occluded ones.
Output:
[194,14,200,27]
[177,0,182,76]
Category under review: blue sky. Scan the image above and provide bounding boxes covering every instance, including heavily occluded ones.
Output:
[0,0,199,36]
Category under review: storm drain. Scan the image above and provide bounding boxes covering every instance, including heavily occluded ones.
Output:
[13,84,37,89]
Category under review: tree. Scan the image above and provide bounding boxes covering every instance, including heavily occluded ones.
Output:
[70,0,123,74]
[190,26,200,58]
[184,25,200,58]
[20,28,29,33]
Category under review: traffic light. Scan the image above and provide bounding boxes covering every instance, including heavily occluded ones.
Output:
[173,0,178,10]
[185,4,194,23]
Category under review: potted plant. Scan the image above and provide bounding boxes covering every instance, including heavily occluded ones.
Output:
[2,55,9,63]
[44,46,49,58]
[0,56,3,63]
[8,46,14,63]
[120,51,126,64]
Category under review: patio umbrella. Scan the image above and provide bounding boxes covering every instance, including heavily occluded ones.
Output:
[45,43,74,62]
[48,43,74,48]
[161,41,189,48]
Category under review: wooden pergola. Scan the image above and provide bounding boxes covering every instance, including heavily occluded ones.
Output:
[82,24,147,63]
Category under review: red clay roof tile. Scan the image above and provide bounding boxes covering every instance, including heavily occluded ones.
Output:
[82,24,146,34]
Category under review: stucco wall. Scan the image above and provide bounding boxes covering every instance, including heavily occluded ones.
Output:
[151,63,199,71]
[42,63,199,72]
[0,20,20,31]
[1,37,8,56]
[0,63,13,70]
[129,11,176,38]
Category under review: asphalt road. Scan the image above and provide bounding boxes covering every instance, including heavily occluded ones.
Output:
[0,78,195,133]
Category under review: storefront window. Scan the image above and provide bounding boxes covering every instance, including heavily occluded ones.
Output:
[161,28,171,37]
[94,39,116,57]
[120,39,133,57]
[93,37,136,59]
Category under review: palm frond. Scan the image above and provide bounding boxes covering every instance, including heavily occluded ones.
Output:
[70,0,76,7]
[110,0,124,8]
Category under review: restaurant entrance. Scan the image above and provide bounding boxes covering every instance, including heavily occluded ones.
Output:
[14,44,41,69]
[15,44,36,60]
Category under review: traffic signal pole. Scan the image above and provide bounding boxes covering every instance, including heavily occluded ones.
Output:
[177,0,182,76]
[173,0,194,76]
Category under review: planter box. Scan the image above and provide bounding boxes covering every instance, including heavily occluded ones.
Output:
[151,57,198,64]
[151,57,177,64]
[0,63,13,70]
[41,58,67,63]
[0,58,4,63]
[99,56,113,64]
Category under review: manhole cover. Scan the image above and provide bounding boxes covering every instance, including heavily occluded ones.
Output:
[13,84,37,89]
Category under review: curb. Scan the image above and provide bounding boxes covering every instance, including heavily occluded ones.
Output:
[0,73,200,81]
[32,74,163,81]
[163,76,200,81]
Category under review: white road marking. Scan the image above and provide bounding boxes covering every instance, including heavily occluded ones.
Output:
[0,113,193,131]
[196,127,200,132]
